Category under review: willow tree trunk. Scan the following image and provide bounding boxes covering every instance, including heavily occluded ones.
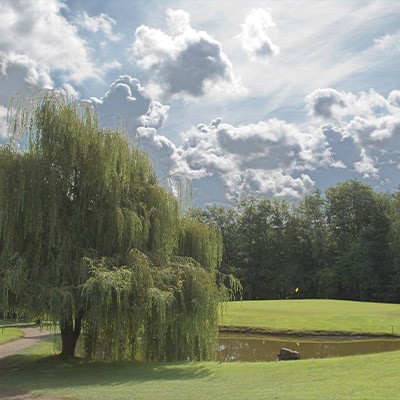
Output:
[60,314,83,357]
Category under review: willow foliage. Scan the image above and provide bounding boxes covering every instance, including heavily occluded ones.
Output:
[0,90,230,360]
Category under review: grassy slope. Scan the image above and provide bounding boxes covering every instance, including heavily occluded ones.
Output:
[1,340,400,400]
[0,327,24,344]
[220,299,400,335]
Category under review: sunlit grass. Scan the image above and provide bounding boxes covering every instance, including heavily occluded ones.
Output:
[0,327,24,344]
[220,299,400,335]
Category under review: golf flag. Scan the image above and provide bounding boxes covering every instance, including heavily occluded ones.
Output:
[295,287,299,293]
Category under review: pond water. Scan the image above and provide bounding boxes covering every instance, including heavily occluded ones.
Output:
[217,334,400,362]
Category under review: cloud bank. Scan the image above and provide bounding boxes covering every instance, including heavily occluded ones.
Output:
[177,117,330,203]
[1,2,399,206]
[82,72,400,206]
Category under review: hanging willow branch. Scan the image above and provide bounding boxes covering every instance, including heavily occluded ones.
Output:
[0,90,238,360]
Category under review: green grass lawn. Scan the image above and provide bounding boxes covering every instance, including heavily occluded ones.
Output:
[1,340,400,400]
[2,299,400,399]
[220,299,400,335]
[0,327,24,344]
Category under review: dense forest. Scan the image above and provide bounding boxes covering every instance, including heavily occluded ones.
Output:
[192,179,400,303]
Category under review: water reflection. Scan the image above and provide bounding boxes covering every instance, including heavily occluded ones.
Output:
[217,334,400,362]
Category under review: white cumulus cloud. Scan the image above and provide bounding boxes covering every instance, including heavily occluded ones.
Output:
[239,9,280,62]
[137,127,180,178]
[309,89,400,181]
[132,8,245,100]
[87,75,169,132]
[0,0,98,83]
[354,149,379,178]
[388,90,400,107]
[0,52,53,104]
[306,88,393,121]
[306,88,348,120]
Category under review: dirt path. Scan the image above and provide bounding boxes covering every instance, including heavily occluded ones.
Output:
[0,387,69,400]
[0,327,53,361]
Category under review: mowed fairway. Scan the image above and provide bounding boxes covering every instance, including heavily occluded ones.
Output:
[220,299,400,335]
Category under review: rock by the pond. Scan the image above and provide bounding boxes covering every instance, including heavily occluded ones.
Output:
[277,347,301,361]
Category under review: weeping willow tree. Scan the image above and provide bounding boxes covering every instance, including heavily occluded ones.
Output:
[0,90,238,359]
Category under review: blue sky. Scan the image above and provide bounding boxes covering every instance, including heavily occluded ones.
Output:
[1,0,400,206]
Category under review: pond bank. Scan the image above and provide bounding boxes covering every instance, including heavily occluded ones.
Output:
[218,325,400,338]
[217,332,400,362]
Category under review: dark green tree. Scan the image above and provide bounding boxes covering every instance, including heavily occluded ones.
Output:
[0,91,228,360]
[293,190,335,298]
[325,180,392,301]
[194,182,396,302]
[386,190,400,302]
[237,197,294,299]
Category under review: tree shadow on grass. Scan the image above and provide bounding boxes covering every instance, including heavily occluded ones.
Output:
[0,353,212,394]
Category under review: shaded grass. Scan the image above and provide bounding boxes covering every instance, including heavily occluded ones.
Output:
[1,340,400,399]
[220,299,400,336]
[0,327,24,345]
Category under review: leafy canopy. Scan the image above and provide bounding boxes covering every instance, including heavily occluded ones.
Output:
[0,90,236,360]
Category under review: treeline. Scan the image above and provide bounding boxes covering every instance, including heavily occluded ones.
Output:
[192,179,400,303]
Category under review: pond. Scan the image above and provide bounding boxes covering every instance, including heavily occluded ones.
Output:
[217,334,400,362]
